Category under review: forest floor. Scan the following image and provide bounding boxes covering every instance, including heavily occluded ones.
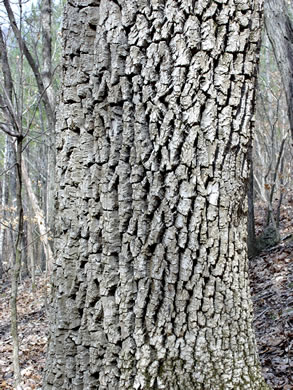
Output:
[0,205,292,389]
[250,201,293,389]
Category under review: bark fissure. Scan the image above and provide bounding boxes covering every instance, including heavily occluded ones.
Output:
[44,1,269,389]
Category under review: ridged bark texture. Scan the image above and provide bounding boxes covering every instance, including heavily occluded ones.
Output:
[44,1,268,389]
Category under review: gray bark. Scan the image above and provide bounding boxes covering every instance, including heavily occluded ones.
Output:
[247,160,257,258]
[10,136,24,388]
[22,159,54,270]
[0,135,9,278]
[44,1,269,389]
[0,29,16,275]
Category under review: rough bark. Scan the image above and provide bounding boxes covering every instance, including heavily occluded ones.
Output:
[264,0,293,139]
[44,1,269,389]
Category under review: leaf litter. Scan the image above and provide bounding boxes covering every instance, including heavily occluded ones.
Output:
[251,201,293,389]
[0,276,48,390]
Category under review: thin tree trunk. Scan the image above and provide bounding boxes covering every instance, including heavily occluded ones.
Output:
[26,208,36,290]
[10,136,23,388]
[248,160,257,257]
[21,219,29,277]
[22,159,53,270]
[264,0,293,139]
[41,0,56,244]
[7,139,17,271]
[0,135,9,278]
[266,135,287,226]
[276,156,285,228]
[3,0,55,124]
[10,1,25,384]
[0,27,15,277]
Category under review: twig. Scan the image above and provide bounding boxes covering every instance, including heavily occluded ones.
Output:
[0,162,17,177]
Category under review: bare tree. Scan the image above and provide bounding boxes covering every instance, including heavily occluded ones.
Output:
[3,0,56,270]
[0,1,57,385]
[264,0,293,138]
[0,22,23,386]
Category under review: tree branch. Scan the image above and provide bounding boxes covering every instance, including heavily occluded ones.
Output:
[3,0,55,124]
[0,122,19,138]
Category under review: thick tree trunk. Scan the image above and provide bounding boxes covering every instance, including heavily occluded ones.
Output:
[44,1,269,389]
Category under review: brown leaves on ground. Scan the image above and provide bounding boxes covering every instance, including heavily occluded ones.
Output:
[251,201,293,389]
[0,276,48,390]
[250,244,293,390]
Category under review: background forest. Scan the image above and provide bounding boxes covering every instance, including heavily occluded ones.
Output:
[0,0,292,389]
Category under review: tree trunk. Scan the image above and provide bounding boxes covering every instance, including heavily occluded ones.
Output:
[264,0,293,138]
[44,1,269,389]
[0,135,10,278]
[247,160,257,258]
[10,136,23,387]
[22,159,53,270]
[26,208,36,290]
[21,219,29,277]
[7,138,17,268]
[41,0,56,243]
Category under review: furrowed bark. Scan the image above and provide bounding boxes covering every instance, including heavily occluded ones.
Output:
[44,1,269,389]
